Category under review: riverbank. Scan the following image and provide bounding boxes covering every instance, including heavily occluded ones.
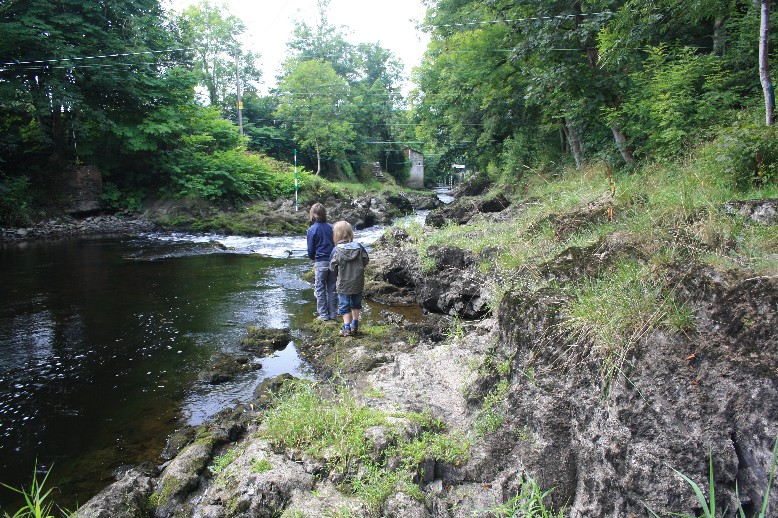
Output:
[0,189,441,243]
[69,167,778,517]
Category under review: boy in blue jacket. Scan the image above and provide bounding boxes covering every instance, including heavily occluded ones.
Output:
[307,203,337,320]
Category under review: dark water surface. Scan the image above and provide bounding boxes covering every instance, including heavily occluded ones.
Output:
[0,203,437,511]
[0,233,319,509]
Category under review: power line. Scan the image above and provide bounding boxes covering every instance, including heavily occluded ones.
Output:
[420,9,621,30]
[0,48,191,67]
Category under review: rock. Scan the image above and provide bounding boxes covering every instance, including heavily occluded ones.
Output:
[252,373,297,408]
[383,491,431,518]
[161,426,197,461]
[239,327,292,356]
[425,193,510,228]
[73,469,154,518]
[479,259,778,517]
[451,171,492,197]
[198,353,261,385]
[724,198,778,224]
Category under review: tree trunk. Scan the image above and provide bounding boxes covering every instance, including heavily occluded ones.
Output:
[611,125,635,164]
[760,0,774,126]
[563,118,585,170]
[713,17,727,55]
[315,142,322,175]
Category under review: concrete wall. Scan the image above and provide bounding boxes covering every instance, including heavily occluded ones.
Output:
[406,149,424,189]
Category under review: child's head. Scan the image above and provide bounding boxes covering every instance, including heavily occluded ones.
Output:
[332,220,354,243]
[309,202,327,223]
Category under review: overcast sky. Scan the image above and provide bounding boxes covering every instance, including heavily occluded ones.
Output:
[165,0,431,94]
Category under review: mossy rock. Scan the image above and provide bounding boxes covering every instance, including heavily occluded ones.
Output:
[239,327,293,356]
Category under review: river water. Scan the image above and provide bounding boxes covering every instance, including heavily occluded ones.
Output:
[0,212,425,510]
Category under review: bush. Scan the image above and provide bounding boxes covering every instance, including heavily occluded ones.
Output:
[607,45,742,159]
[0,175,33,226]
[704,112,778,191]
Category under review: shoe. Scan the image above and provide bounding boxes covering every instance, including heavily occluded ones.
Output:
[351,320,359,335]
[317,316,331,322]
[339,326,351,337]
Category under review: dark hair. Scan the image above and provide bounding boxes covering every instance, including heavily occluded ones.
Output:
[309,203,327,223]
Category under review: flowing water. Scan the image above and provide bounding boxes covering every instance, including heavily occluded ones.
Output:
[0,214,423,510]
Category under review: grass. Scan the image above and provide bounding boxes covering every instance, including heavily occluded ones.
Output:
[474,378,511,437]
[209,447,240,475]
[259,379,469,510]
[0,464,68,518]
[647,436,778,518]
[559,259,693,395]
[485,475,566,517]
[251,458,273,473]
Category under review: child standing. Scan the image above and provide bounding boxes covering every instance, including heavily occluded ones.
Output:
[329,221,369,336]
[307,203,337,321]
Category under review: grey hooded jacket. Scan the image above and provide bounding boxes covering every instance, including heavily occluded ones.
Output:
[329,241,369,295]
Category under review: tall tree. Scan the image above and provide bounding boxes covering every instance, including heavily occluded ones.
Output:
[176,0,260,109]
[274,59,355,175]
[0,0,178,175]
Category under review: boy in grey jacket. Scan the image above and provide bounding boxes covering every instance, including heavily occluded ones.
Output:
[330,220,369,336]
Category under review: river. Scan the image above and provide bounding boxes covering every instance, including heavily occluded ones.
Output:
[0,209,429,510]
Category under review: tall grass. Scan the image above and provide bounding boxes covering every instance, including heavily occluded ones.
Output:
[1,464,68,518]
[560,259,693,394]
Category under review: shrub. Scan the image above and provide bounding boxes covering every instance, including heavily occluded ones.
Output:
[0,175,33,226]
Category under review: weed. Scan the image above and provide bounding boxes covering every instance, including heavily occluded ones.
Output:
[251,458,272,473]
[1,464,66,518]
[209,447,239,475]
[363,387,386,399]
[475,379,511,437]
[560,259,692,396]
[524,365,536,383]
[260,380,468,510]
[486,475,565,517]
[647,436,778,518]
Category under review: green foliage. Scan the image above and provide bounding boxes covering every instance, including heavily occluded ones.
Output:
[260,380,468,510]
[1,464,66,518]
[100,182,143,213]
[275,60,355,175]
[487,476,565,517]
[608,45,743,158]
[176,0,260,109]
[705,112,778,191]
[0,175,33,226]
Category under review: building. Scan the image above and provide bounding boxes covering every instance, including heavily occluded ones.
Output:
[406,148,424,189]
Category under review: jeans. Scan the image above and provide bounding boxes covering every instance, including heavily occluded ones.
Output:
[338,292,363,315]
[314,262,337,319]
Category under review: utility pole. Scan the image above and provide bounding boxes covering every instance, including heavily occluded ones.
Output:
[235,53,244,135]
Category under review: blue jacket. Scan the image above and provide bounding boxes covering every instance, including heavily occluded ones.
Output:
[307,221,334,262]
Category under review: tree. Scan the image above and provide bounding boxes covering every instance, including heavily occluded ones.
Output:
[0,0,180,176]
[275,60,355,175]
[176,0,260,110]
[760,0,774,125]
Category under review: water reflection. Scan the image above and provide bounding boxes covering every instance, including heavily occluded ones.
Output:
[0,193,448,508]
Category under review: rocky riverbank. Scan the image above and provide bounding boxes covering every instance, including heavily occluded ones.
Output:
[73,179,778,517]
[0,189,441,243]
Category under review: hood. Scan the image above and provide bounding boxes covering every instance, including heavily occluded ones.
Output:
[336,241,364,261]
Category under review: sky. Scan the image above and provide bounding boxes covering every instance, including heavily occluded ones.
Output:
[165,0,431,94]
